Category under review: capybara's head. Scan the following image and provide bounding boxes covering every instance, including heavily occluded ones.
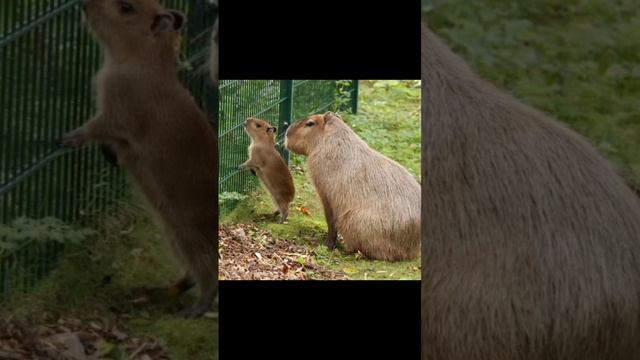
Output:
[285,112,344,156]
[82,0,185,55]
[244,118,277,143]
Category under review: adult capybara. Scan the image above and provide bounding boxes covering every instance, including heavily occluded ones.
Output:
[62,0,218,318]
[421,22,640,360]
[239,117,295,223]
[285,112,420,261]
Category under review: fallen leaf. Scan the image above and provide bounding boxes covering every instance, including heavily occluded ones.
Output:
[95,339,115,357]
[111,326,127,341]
[232,227,246,239]
[342,267,359,275]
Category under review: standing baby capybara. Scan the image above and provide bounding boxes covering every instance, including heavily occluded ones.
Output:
[285,112,420,261]
[239,118,295,223]
[62,0,218,318]
[422,23,640,359]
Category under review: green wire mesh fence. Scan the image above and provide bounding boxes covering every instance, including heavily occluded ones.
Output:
[218,80,358,211]
[0,0,217,302]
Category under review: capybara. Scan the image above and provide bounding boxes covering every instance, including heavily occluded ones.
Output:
[62,0,218,318]
[421,22,640,359]
[239,118,295,223]
[285,112,420,261]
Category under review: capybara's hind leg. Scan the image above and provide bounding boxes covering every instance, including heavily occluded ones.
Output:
[277,203,289,224]
[175,230,218,319]
[179,267,218,318]
[180,271,218,319]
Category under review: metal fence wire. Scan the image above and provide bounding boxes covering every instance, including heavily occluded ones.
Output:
[218,80,358,211]
[0,0,217,302]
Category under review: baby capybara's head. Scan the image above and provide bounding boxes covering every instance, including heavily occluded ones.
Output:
[82,0,185,56]
[285,112,344,156]
[245,118,277,144]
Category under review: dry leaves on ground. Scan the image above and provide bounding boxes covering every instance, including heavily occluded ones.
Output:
[0,317,170,360]
[219,223,348,280]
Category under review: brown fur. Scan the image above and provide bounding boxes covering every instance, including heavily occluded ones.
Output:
[62,0,218,318]
[239,118,295,223]
[421,22,640,359]
[285,112,420,261]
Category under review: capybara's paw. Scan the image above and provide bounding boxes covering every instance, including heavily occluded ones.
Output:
[61,132,88,148]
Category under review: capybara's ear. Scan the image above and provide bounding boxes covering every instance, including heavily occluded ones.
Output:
[152,10,186,33]
[267,127,277,134]
[169,10,187,31]
[151,12,173,33]
[323,112,340,124]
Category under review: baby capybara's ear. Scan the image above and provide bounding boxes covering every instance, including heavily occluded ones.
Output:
[168,10,186,31]
[152,10,186,33]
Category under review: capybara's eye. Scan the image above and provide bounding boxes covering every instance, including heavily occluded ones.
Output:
[118,1,135,14]
[305,122,315,127]
[256,124,262,128]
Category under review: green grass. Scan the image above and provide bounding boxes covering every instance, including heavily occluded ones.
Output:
[424,0,640,188]
[223,80,421,280]
[0,197,218,360]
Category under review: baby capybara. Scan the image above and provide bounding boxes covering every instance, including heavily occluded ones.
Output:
[62,0,218,318]
[239,118,295,223]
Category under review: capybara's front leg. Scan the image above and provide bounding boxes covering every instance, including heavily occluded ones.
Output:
[238,159,257,171]
[61,115,111,148]
[320,195,338,249]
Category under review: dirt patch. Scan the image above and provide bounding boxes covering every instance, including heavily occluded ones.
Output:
[219,223,348,280]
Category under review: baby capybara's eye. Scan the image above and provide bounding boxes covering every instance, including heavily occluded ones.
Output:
[305,122,315,127]
[118,1,135,15]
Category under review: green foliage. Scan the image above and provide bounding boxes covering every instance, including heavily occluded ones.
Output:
[333,80,355,111]
[0,198,217,360]
[350,80,421,178]
[219,191,249,205]
[0,217,95,256]
[425,0,640,187]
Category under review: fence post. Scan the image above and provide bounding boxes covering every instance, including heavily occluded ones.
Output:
[279,80,294,163]
[351,80,359,114]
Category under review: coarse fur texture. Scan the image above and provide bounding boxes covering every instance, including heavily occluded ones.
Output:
[63,0,218,318]
[239,118,295,223]
[421,22,640,360]
[285,112,420,261]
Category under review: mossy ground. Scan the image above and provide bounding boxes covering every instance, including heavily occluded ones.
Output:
[222,80,421,280]
[424,0,640,188]
[0,199,218,360]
